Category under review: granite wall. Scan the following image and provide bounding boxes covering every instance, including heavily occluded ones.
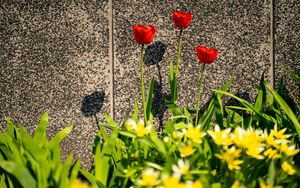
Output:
[0,0,299,169]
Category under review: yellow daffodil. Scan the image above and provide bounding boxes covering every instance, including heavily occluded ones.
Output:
[179,144,196,157]
[162,174,181,188]
[216,147,243,170]
[280,143,299,156]
[185,125,206,144]
[186,180,203,188]
[137,168,160,186]
[231,180,245,188]
[173,131,185,140]
[69,179,90,188]
[231,127,247,148]
[258,179,280,188]
[172,159,190,175]
[208,125,232,146]
[282,161,296,175]
[124,119,137,131]
[263,148,281,159]
[271,126,290,142]
[246,146,264,159]
[265,133,280,149]
[135,120,151,137]
[232,128,265,159]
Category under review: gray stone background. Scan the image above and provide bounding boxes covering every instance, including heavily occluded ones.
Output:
[0,0,299,169]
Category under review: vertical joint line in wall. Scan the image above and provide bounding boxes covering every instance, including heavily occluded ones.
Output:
[109,0,115,118]
[270,0,275,88]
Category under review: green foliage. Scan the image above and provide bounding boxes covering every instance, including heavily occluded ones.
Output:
[88,74,300,188]
[0,112,79,188]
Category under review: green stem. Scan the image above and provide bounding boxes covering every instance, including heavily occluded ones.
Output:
[172,28,183,102]
[195,64,206,125]
[139,45,147,124]
[175,28,183,78]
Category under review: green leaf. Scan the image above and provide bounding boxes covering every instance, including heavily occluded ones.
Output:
[132,102,139,121]
[164,100,183,116]
[200,77,234,130]
[6,118,16,138]
[254,74,266,113]
[267,161,275,185]
[146,78,155,121]
[33,112,48,143]
[169,60,177,102]
[79,169,105,188]
[213,93,224,128]
[105,114,118,128]
[49,125,73,161]
[94,127,114,186]
[214,90,277,124]
[0,175,7,188]
[266,83,300,137]
[0,161,37,188]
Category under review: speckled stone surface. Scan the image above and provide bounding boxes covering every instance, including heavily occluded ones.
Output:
[274,0,300,103]
[113,0,271,122]
[0,0,109,169]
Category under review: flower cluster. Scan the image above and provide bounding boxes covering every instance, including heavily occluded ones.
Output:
[208,125,299,173]
[124,119,152,137]
[137,161,203,188]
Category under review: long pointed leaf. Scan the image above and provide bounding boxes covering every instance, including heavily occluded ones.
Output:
[266,83,300,137]
[0,161,37,188]
[146,78,155,121]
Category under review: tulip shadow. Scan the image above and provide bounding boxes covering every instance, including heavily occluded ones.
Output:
[81,90,105,127]
[144,41,168,130]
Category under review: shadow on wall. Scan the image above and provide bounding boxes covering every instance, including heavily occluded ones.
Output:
[144,41,168,130]
[81,90,105,127]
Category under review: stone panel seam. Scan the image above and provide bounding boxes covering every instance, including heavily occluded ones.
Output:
[270,0,275,87]
[109,0,115,118]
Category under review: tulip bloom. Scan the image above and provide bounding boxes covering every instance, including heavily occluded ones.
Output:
[132,25,157,45]
[196,46,218,64]
[172,11,192,28]
[195,46,218,125]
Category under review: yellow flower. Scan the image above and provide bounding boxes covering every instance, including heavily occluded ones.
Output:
[162,174,181,188]
[179,144,196,157]
[135,120,151,137]
[271,126,290,142]
[185,125,206,144]
[172,159,190,175]
[208,126,232,146]
[186,180,203,188]
[263,148,281,159]
[69,179,90,188]
[137,168,160,186]
[246,146,264,159]
[282,161,296,175]
[232,128,265,159]
[265,133,280,149]
[173,131,185,140]
[231,180,245,188]
[216,147,243,170]
[280,143,299,156]
[258,180,280,188]
[124,119,136,131]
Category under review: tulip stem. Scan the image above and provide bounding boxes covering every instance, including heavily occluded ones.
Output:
[173,28,183,102]
[175,28,183,78]
[140,44,147,124]
[195,63,206,125]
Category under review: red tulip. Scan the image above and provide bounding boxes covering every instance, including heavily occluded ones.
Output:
[132,25,157,45]
[172,11,192,28]
[196,46,218,64]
